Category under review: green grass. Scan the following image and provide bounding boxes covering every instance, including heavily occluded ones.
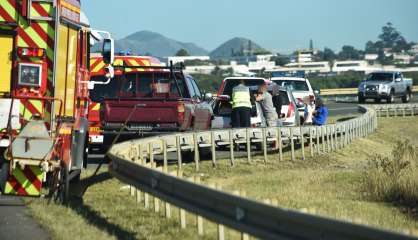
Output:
[27,117,418,239]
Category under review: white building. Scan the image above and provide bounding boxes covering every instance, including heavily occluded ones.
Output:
[285,61,330,73]
[410,44,418,55]
[296,49,318,63]
[184,61,252,76]
[333,60,369,73]
[393,53,412,65]
[167,56,210,65]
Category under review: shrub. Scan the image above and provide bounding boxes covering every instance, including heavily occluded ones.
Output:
[363,140,418,206]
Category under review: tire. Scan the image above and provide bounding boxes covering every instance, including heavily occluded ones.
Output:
[402,91,411,103]
[358,96,365,104]
[374,98,381,103]
[0,162,9,192]
[387,91,395,103]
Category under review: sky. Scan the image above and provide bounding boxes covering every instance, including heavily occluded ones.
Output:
[83,0,418,53]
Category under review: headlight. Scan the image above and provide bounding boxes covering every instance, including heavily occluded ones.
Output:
[18,63,42,87]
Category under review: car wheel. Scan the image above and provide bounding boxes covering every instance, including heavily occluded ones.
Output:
[387,91,395,103]
[358,96,365,103]
[374,98,381,103]
[402,92,411,103]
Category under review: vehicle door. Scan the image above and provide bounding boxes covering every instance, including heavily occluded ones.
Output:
[394,72,406,95]
[186,76,212,130]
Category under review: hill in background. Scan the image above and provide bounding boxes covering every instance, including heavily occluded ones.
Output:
[116,30,209,57]
[210,37,268,59]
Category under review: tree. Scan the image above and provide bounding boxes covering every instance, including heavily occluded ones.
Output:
[365,41,378,54]
[175,48,190,56]
[338,45,362,60]
[271,54,290,66]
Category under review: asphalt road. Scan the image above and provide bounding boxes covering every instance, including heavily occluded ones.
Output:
[0,196,49,240]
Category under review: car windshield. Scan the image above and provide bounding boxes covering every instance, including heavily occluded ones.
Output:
[221,79,265,96]
[367,73,393,82]
[273,80,309,91]
[89,72,189,102]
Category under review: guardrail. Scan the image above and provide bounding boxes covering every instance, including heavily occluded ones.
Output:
[107,104,418,240]
[321,86,418,96]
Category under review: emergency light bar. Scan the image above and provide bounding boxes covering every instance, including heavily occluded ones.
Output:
[17,47,46,58]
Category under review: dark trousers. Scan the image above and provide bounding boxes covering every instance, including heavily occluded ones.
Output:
[231,107,251,128]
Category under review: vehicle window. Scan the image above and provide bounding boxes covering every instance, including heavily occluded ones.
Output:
[186,77,197,98]
[120,74,137,96]
[279,91,291,105]
[189,76,202,99]
[89,76,119,102]
[137,74,154,95]
[367,73,393,82]
[222,79,265,96]
[273,80,309,91]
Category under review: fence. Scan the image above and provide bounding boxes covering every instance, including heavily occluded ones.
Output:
[320,86,418,96]
[107,104,418,240]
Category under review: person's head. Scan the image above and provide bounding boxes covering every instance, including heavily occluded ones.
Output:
[303,96,311,105]
[258,83,268,93]
[316,98,324,108]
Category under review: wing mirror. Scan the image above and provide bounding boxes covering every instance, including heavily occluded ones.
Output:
[204,92,213,101]
[313,89,321,95]
[102,38,115,65]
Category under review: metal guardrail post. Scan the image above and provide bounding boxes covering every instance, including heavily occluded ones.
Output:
[211,131,217,167]
[246,128,252,163]
[316,126,320,155]
[229,130,235,166]
[290,127,295,161]
[193,133,200,171]
[176,135,182,170]
[262,128,267,163]
[277,128,283,161]
[300,127,305,160]
[309,127,314,157]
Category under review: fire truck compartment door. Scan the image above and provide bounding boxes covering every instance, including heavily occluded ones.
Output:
[12,120,53,160]
[0,34,13,93]
[0,99,21,130]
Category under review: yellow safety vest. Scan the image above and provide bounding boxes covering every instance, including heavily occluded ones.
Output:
[232,84,252,109]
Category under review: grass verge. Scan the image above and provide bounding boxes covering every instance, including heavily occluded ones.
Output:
[27,117,418,239]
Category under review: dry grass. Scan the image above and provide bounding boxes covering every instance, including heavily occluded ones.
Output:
[26,117,418,239]
[364,140,418,207]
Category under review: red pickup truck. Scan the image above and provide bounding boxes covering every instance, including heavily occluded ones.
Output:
[89,58,213,147]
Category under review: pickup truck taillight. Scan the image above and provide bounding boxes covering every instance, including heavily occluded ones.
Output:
[177,102,185,123]
[287,103,295,118]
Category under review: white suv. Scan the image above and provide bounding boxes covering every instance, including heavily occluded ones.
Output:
[270,76,315,120]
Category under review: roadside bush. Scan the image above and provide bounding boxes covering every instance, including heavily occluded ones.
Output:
[363,140,418,207]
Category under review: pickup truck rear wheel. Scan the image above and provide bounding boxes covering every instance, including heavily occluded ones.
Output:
[402,91,411,103]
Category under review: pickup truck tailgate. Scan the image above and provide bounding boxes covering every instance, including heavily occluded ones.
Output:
[102,100,180,124]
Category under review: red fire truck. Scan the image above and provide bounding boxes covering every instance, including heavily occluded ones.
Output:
[0,0,114,203]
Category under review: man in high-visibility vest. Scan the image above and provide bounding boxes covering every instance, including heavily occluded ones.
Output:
[231,80,252,128]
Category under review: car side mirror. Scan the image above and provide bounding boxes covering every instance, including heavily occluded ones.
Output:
[102,38,114,64]
[204,92,213,101]
[314,89,320,95]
